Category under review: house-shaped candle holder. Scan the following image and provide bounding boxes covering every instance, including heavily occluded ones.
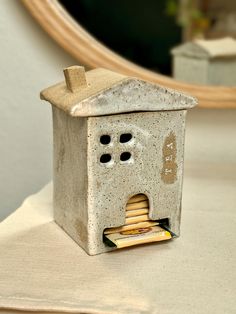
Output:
[41,66,197,255]
[171,37,236,86]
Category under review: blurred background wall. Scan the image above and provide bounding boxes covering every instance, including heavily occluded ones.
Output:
[0,0,76,221]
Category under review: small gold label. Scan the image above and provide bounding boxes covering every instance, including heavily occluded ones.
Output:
[161,132,177,184]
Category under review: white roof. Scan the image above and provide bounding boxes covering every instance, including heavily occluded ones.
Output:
[172,37,236,59]
[195,37,236,58]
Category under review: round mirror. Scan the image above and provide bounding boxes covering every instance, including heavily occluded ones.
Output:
[22,0,236,108]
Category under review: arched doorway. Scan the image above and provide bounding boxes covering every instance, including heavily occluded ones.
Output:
[104,194,171,249]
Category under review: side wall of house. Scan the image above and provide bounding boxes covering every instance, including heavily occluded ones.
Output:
[52,107,89,252]
[87,110,187,255]
[173,55,208,84]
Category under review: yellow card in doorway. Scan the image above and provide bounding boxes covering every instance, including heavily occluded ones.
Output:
[104,225,171,248]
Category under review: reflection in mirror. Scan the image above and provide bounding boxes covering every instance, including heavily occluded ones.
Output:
[59,0,236,86]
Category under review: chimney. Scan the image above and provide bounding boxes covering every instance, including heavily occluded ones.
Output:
[63,66,87,93]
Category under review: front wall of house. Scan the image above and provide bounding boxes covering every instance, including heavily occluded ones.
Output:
[87,110,187,254]
[208,59,236,86]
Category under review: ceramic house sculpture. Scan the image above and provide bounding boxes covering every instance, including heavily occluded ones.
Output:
[171,37,236,86]
[40,66,197,255]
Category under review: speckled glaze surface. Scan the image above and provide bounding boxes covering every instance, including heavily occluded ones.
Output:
[42,66,196,255]
[41,68,197,116]
[53,107,187,255]
[87,111,186,255]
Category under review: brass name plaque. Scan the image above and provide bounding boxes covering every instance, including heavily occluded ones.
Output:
[161,132,177,184]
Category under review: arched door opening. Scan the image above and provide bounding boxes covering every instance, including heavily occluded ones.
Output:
[104,194,172,249]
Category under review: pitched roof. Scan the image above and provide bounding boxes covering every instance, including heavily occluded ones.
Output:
[171,37,236,59]
[40,67,197,117]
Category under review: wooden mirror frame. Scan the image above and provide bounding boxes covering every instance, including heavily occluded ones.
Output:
[22,0,236,108]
